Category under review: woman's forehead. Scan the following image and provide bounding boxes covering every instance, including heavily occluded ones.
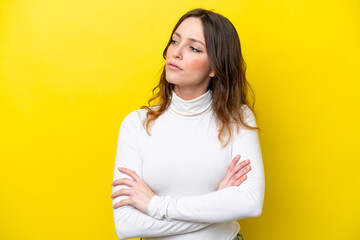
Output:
[174,17,205,42]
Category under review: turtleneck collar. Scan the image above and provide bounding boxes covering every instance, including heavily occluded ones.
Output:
[169,89,213,117]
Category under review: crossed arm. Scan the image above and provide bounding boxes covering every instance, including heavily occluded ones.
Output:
[111,110,265,239]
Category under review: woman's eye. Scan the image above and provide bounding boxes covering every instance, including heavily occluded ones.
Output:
[190,46,201,53]
[170,39,178,44]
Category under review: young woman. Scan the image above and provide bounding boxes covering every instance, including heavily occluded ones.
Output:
[111,8,265,240]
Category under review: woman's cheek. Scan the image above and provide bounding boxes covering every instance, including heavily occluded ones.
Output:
[189,57,211,71]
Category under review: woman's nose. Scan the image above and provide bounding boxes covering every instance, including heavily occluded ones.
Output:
[172,45,183,60]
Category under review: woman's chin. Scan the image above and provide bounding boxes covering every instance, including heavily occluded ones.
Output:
[165,76,181,85]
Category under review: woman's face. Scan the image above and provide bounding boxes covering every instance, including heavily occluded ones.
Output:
[165,17,215,94]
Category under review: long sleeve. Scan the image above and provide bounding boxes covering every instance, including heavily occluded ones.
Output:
[146,107,265,223]
[112,111,212,240]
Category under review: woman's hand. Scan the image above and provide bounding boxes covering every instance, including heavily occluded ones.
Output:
[111,167,155,214]
[217,154,251,191]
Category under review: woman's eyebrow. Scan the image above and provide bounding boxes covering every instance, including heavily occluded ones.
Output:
[173,32,205,46]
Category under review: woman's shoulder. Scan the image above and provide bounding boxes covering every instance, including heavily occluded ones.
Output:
[121,105,162,132]
[240,104,256,126]
[122,108,147,126]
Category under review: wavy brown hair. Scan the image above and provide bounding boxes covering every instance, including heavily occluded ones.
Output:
[141,8,259,147]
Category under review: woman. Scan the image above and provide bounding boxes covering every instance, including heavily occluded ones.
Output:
[111,8,265,240]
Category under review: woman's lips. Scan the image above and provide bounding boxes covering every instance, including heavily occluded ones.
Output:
[168,63,182,71]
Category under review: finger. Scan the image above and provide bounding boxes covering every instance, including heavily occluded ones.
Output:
[229,165,251,183]
[222,155,241,182]
[233,160,251,174]
[111,188,132,199]
[228,154,241,170]
[231,175,247,186]
[113,198,133,209]
[111,178,135,188]
[223,158,249,184]
[226,160,250,184]
[119,167,142,182]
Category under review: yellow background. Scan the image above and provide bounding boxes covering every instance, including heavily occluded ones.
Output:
[1,0,359,239]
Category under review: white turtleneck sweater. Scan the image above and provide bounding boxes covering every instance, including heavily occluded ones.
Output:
[112,89,265,240]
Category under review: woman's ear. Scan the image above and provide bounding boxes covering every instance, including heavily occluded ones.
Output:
[209,69,215,78]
